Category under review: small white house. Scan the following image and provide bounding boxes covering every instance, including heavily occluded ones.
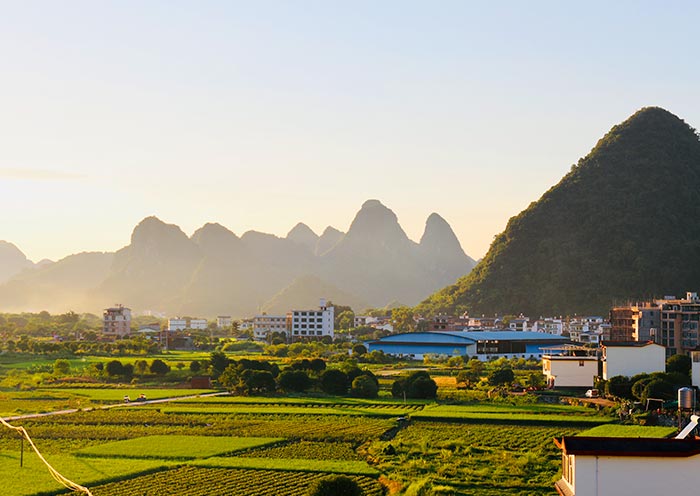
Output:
[691,351,700,388]
[542,355,599,388]
[601,341,665,379]
[189,319,208,330]
[555,436,700,496]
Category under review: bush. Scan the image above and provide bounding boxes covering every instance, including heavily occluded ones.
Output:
[487,367,514,386]
[53,359,70,376]
[278,370,312,393]
[150,359,170,375]
[667,354,691,377]
[105,360,125,377]
[605,375,633,399]
[392,371,438,399]
[307,475,362,496]
[351,374,378,398]
[320,369,350,395]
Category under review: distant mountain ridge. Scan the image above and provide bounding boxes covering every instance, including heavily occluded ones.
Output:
[418,106,700,316]
[0,200,475,316]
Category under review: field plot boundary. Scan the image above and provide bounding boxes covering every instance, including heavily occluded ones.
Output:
[411,412,613,426]
[154,405,416,418]
[75,435,283,460]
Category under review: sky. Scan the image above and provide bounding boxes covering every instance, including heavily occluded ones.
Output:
[1,1,699,262]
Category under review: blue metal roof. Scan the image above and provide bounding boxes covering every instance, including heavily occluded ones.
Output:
[368,331,567,345]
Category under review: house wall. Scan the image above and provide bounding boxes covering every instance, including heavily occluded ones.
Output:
[602,344,665,379]
[691,351,700,388]
[571,455,700,496]
[543,357,598,388]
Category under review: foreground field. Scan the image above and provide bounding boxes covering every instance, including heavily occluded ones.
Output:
[0,388,629,495]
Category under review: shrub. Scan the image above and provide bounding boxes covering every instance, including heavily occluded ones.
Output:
[150,359,170,375]
[351,375,379,398]
[320,369,350,395]
[307,475,362,496]
[392,371,438,399]
[279,370,312,393]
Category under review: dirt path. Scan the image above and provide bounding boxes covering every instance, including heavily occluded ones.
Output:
[2,391,229,422]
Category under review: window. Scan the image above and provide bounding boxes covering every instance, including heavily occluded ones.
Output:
[578,360,585,367]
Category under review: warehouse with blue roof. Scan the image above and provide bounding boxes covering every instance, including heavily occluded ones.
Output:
[366,331,568,360]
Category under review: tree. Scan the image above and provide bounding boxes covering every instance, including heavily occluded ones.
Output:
[307,474,362,496]
[336,310,355,330]
[390,307,416,333]
[392,371,437,399]
[105,360,125,377]
[605,375,633,399]
[150,359,170,375]
[667,354,691,377]
[134,359,149,375]
[53,359,70,376]
[352,344,367,357]
[189,360,202,373]
[643,379,676,401]
[209,351,230,378]
[487,367,514,386]
[278,370,312,393]
[241,369,276,395]
[320,369,350,395]
[351,374,379,398]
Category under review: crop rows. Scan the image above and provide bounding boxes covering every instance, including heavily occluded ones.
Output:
[238,441,360,461]
[90,466,385,496]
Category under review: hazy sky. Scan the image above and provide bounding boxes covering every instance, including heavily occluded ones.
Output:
[1,1,699,262]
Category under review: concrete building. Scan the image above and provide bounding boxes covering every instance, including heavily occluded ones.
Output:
[366,331,568,360]
[103,304,132,338]
[189,319,208,330]
[601,341,665,380]
[168,318,187,332]
[542,346,599,388]
[287,298,335,340]
[691,350,700,388]
[216,316,232,329]
[253,314,287,340]
[532,318,564,335]
[610,292,700,355]
[555,436,700,496]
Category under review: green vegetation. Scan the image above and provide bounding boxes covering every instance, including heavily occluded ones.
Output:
[194,457,379,476]
[89,467,385,496]
[76,435,282,459]
[578,424,676,438]
[418,107,700,316]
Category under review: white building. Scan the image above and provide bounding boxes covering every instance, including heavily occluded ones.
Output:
[354,315,379,327]
[217,316,232,329]
[555,436,700,496]
[601,341,666,379]
[532,318,564,335]
[691,350,700,388]
[239,320,253,331]
[253,314,287,340]
[168,318,187,332]
[288,298,334,340]
[190,319,208,330]
[542,354,599,388]
[103,304,132,338]
[508,317,530,332]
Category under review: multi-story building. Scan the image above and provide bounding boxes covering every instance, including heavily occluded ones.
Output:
[610,292,700,356]
[657,292,700,356]
[253,314,287,340]
[189,319,208,330]
[103,304,132,338]
[168,318,187,332]
[216,316,232,329]
[287,298,334,340]
[532,318,564,335]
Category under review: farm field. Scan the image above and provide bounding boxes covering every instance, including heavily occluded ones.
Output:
[0,388,216,417]
[0,393,616,496]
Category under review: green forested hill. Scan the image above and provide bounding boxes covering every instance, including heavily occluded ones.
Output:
[418,107,700,316]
